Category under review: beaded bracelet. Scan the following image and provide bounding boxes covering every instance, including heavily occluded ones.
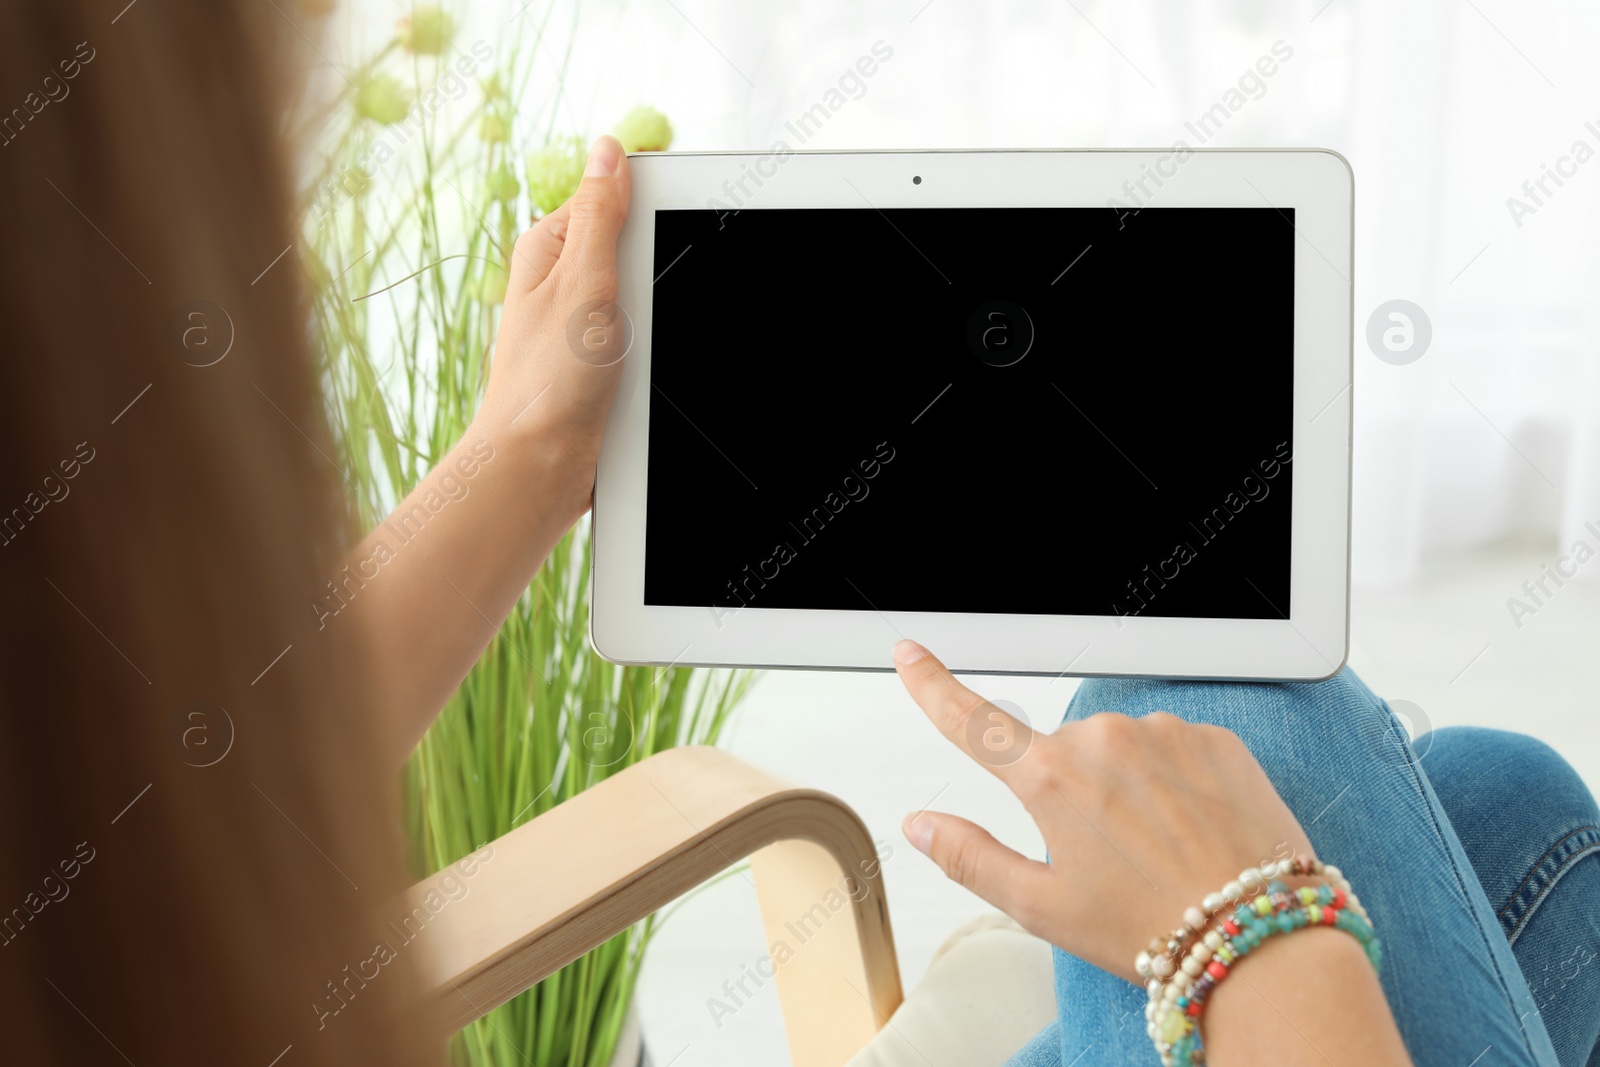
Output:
[1163,884,1377,1025]
[1160,888,1379,1065]
[1146,870,1374,1039]
[1136,856,1369,985]
[1137,858,1297,981]
[1136,857,1381,1067]
[1151,881,1337,1043]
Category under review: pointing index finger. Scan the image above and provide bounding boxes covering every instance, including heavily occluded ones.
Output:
[893,640,1035,781]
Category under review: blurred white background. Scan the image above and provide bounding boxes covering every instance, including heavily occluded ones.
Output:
[329,2,1600,1062]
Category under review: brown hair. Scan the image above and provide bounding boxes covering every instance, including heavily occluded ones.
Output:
[0,3,437,1062]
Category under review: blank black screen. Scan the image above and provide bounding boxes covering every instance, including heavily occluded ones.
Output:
[643,207,1294,621]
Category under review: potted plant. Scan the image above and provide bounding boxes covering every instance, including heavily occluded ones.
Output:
[297,8,752,1064]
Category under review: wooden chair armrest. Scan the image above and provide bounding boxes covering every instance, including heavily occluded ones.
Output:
[408,745,903,1067]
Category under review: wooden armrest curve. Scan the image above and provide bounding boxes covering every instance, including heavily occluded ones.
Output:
[408,745,902,1064]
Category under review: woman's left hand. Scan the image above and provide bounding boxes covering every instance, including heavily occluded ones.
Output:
[347,136,633,761]
[479,134,632,521]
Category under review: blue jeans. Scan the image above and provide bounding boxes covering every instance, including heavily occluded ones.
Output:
[1004,669,1600,1067]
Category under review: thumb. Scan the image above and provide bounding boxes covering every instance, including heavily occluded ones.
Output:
[556,135,632,291]
[903,810,1054,931]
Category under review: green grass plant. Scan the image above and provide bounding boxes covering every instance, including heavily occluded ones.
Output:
[297,8,753,1063]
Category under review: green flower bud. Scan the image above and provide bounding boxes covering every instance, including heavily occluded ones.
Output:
[354,74,411,125]
[525,135,585,216]
[472,262,508,305]
[399,7,455,56]
[479,113,509,144]
[481,74,507,101]
[614,105,672,153]
[485,163,519,203]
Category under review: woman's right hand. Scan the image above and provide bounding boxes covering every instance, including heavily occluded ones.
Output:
[892,639,1316,982]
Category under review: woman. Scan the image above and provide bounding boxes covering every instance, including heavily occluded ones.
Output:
[0,4,1592,1066]
[0,3,628,1061]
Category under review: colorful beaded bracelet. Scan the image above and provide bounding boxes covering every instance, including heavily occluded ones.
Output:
[1150,880,1375,1031]
[1159,889,1379,1065]
[1165,883,1378,1021]
[1151,880,1344,1043]
[1135,857,1381,1067]
[1136,856,1367,985]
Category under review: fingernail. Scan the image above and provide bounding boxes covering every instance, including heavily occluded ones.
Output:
[892,639,927,666]
[902,812,933,854]
[585,135,622,177]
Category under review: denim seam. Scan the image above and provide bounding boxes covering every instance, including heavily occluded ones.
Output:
[1381,711,1549,1064]
[1501,828,1600,947]
[1497,826,1600,928]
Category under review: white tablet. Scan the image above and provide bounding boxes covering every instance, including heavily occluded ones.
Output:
[591,149,1352,680]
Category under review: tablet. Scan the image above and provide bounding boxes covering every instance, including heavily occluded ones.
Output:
[591,149,1352,679]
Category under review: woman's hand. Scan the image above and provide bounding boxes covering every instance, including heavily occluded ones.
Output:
[478,134,632,524]
[345,137,634,763]
[892,639,1315,983]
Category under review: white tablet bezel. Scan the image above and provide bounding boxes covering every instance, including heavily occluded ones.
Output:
[592,149,1352,680]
